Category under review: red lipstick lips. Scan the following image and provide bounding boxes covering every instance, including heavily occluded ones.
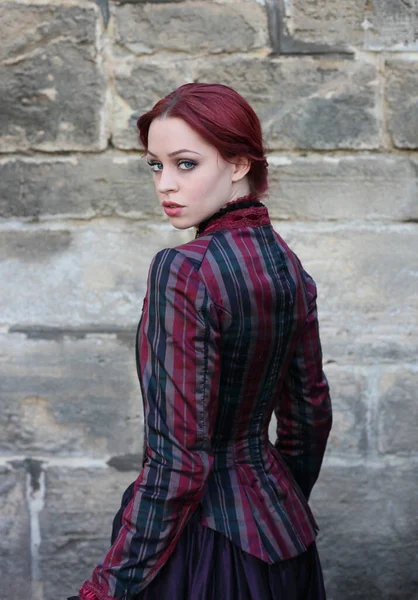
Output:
[162,200,184,217]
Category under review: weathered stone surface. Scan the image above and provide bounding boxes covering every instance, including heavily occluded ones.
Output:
[310,463,418,599]
[364,0,418,51]
[269,365,368,457]
[0,2,106,152]
[1,223,417,331]
[39,466,136,600]
[2,153,417,223]
[267,154,418,221]
[268,366,368,457]
[115,0,187,4]
[196,57,380,150]
[321,324,418,365]
[386,60,418,149]
[0,221,189,327]
[321,366,368,457]
[377,367,418,456]
[112,56,380,150]
[0,466,31,600]
[113,1,268,54]
[111,58,194,149]
[0,155,158,220]
[0,331,143,457]
[275,223,418,329]
[288,0,364,48]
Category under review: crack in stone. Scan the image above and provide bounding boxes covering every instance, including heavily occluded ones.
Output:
[94,0,110,28]
[266,0,354,56]
[9,458,43,492]
[107,453,142,471]
[9,325,136,343]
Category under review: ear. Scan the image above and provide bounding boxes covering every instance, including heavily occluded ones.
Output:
[231,156,251,182]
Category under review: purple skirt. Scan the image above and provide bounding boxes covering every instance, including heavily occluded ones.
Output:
[134,507,326,600]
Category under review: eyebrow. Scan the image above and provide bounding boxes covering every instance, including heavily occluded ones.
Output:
[147,149,202,158]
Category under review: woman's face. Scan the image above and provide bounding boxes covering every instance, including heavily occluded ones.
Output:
[146,117,248,229]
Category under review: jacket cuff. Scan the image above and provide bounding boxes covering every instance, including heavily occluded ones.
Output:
[79,582,116,600]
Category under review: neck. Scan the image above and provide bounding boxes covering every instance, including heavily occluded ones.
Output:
[195,192,265,238]
[224,181,251,207]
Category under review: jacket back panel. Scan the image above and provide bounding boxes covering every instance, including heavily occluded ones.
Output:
[177,224,319,562]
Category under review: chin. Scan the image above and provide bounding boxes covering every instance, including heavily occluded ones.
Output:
[170,220,195,231]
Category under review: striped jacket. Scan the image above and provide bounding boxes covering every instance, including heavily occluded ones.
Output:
[80,197,332,600]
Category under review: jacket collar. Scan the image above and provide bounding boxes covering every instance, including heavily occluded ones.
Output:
[195,193,270,238]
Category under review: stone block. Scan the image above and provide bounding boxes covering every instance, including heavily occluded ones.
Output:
[310,463,418,599]
[364,0,418,51]
[2,153,417,223]
[288,0,365,48]
[0,221,189,327]
[0,155,159,220]
[195,57,380,150]
[269,366,368,458]
[111,58,194,149]
[321,366,368,457]
[39,466,136,600]
[0,2,106,152]
[112,56,380,151]
[276,223,418,330]
[115,0,185,3]
[321,324,418,365]
[1,223,417,336]
[0,466,31,600]
[0,331,144,457]
[386,60,418,149]
[377,367,418,455]
[267,154,418,221]
[112,1,268,55]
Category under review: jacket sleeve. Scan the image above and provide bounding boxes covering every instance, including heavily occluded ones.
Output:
[79,248,221,600]
[274,268,332,501]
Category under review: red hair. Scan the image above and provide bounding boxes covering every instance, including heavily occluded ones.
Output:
[137,83,268,197]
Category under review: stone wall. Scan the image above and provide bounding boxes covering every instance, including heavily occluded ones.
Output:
[0,1,417,598]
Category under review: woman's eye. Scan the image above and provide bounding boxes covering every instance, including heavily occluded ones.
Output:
[178,160,197,170]
[147,160,162,172]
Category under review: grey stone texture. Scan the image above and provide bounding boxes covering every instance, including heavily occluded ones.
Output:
[320,365,368,457]
[0,2,106,152]
[278,0,418,52]
[269,364,369,457]
[0,155,158,220]
[310,463,418,600]
[2,153,417,222]
[364,0,418,51]
[0,466,32,600]
[321,323,418,365]
[287,0,365,48]
[113,1,268,54]
[39,466,136,600]
[386,60,418,149]
[112,56,381,150]
[377,367,418,456]
[196,57,381,150]
[267,154,418,221]
[1,223,416,329]
[111,58,194,149]
[0,332,142,457]
[275,223,418,329]
[1,0,418,598]
[0,222,188,327]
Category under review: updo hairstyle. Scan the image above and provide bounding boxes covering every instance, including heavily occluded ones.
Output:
[137,83,268,197]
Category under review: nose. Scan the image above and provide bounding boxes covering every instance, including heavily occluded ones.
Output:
[157,166,178,194]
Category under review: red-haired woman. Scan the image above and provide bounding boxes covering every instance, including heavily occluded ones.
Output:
[70,83,332,600]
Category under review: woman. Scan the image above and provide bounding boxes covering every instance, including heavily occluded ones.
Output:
[70,83,332,600]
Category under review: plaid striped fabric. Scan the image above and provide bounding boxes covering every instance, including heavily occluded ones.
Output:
[79,198,332,600]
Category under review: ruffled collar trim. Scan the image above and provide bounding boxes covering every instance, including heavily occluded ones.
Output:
[195,193,270,238]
